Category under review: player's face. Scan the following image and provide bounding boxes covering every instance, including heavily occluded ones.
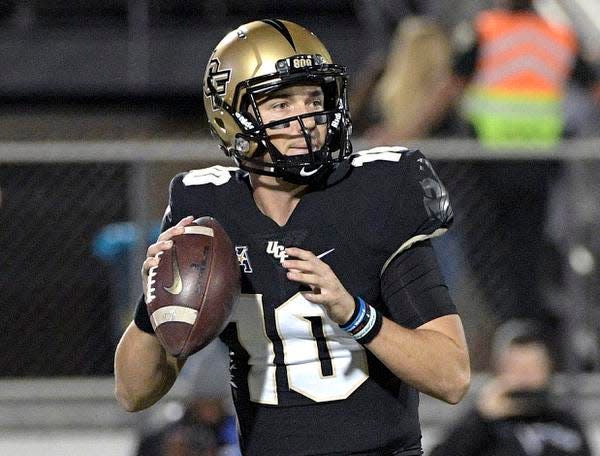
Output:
[256,85,327,157]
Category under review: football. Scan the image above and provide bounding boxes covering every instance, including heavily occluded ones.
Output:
[146,216,240,358]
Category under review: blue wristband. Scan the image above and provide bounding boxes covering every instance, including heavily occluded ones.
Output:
[340,296,367,331]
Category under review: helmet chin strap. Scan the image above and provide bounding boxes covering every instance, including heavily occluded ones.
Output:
[269,148,333,185]
[279,163,332,185]
[234,141,336,184]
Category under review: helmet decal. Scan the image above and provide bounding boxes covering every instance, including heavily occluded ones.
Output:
[204,58,232,111]
[262,19,297,51]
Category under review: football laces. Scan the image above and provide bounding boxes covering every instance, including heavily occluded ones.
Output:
[146,250,164,304]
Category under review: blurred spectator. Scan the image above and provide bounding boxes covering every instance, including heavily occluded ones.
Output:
[430,319,593,456]
[352,15,456,140]
[355,0,600,141]
[390,0,600,143]
[350,0,490,135]
[135,398,238,456]
[161,425,218,456]
[351,0,456,135]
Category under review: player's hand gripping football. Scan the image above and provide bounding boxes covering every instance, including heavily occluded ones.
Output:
[283,247,355,325]
[141,215,195,302]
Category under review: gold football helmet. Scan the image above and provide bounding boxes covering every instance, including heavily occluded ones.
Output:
[202,19,352,182]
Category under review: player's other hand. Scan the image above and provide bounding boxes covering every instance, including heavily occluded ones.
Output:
[283,247,355,325]
[141,216,195,301]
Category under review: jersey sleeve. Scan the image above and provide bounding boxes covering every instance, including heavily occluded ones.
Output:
[380,149,453,275]
[167,165,237,222]
[164,172,192,227]
[381,240,456,329]
[159,200,175,232]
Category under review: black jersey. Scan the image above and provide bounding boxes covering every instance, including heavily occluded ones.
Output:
[161,147,456,456]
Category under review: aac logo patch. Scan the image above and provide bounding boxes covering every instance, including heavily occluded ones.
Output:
[235,246,253,273]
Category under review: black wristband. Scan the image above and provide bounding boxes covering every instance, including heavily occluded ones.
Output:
[339,296,384,345]
[133,295,155,334]
[354,308,383,345]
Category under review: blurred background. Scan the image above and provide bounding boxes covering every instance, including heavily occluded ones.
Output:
[1,0,600,455]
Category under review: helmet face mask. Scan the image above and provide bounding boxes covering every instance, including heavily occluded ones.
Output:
[203,20,352,183]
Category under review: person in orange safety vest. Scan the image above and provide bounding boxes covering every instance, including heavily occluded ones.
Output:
[378,0,600,146]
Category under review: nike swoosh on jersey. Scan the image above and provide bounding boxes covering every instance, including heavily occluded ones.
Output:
[316,248,335,259]
[164,249,183,295]
[299,165,322,177]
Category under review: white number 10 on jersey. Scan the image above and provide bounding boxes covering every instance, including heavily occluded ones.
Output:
[230,293,369,404]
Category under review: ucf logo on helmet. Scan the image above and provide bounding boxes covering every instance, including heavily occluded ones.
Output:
[204,58,232,111]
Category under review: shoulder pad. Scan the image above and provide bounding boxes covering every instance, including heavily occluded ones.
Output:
[349,146,408,167]
[182,165,239,186]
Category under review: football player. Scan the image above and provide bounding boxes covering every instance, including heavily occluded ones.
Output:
[115,19,471,456]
